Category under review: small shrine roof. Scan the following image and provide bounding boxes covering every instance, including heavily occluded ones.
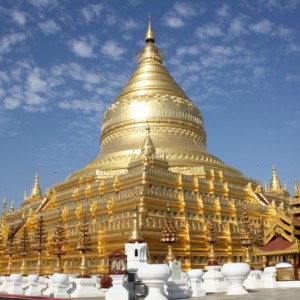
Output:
[261,236,294,252]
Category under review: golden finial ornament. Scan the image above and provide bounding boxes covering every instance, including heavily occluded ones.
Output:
[76,212,92,278]
[19,225,30,275]
[50,209,68,273]
[31,173,42,198]
[240,208,253,264]
[9,201,14,213]
[294,179,299,198]
[206,216,218,266]
[33,215,47,275]
[0,220,5,254]
[2,197,6,218]
[161,203,178,263]
[269,165,283,194]
[141,125,156,157]
[256,216,267,268]
[145,14,155,43]
[128,204,144,243]
[5,221,16,275]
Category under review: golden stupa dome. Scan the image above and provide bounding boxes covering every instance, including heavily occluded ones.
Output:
[97,22,211,168]
[68,21,243,179]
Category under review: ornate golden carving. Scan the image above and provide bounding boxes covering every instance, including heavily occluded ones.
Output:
[161,204,178,263]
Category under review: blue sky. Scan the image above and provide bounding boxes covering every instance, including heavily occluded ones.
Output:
[0,0,299,208]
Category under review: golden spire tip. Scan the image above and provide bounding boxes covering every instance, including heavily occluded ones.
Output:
[145,14,155,43]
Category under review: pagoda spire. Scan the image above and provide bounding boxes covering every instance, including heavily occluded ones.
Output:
[294,179,299,198]
[31,173,42,198]
[2,197,6,217]
[9,201,14,213]
[128,204,144,243]
[137,18,163,64]
[145,14,155,43]
[269,165,282,192]
[141,125,156,157]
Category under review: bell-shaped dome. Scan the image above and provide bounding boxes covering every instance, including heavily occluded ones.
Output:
[95,21,216,170]
[68,21,242,179]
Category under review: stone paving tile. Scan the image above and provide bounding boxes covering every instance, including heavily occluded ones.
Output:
[76,287,300,300]
[199,288,300,300]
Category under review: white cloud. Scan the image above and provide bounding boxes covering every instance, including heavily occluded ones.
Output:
[216,3,231,19]
[29,0,55,7]
[229,15,249,36]
[277,25,295,39]
[24,104,47,112]
[27,68,47,93]
[286,43,300,53]
[0,87,6,98]
[57,99,104,113]
[162,1,198,28]
[51,63,103,86]
[128,0,143,6]
[173,2,197,18]
[121,18,139,31]
[285,74,300,82]
[81,4,103,23]
[265,0,299,11]
[163,16,185,28]
[105,14,117,26]
[286,120,299,127]
[0,71,10,82]
[253,66,266,79]
[69,38,94,58]
[11,10,27,26]
[101,40,125,60]
[176,45,199,56]
[25,93,46,106]
[210,46,234,56]
[0,33,27,56]
[195,23,223,39]
[3,96,21,110]
[39,19,60,35]
[85,73,102,84]
[250,19,274,34]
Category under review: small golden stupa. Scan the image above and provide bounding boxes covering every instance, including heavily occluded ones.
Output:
[0,21,297,275]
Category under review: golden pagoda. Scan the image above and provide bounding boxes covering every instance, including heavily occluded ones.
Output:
[0,21,296,275]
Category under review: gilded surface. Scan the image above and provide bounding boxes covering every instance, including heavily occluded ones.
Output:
[0,22,295,275]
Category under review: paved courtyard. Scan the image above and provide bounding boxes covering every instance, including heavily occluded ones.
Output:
[82,287,300,300]
[202,288,300,300]
[1,287,300,300]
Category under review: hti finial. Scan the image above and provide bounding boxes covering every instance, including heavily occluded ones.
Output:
[145,14,155,43]
[31,173,42,197]
[146,125,151,136]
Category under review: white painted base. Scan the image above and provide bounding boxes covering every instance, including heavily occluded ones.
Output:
[243,270,264,290]
[52,283,70,298]
[221,263,250,295]
[25,282,41,296]
[262,267,277,289]
[6,274,24,295]
[51,273,70,298]
[165,280,192,299]
[137,264,171,300]
[6,282,23,295]
[70,277,104,298]
[0,276,9,293]
[202,266,227,293]
[105,275,128,300]
[188,269,206,297]
[24,274,43,296]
